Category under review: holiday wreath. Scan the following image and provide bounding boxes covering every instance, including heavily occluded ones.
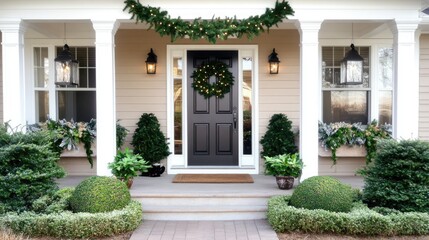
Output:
[191,61,234,99]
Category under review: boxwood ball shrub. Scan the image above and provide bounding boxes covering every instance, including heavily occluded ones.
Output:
[290,176,355,213]
[70,176,131,213]
[361,139,429,213]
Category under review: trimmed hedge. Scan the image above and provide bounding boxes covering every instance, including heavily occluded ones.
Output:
[290,176,355,213]
[70,176,131,213]
[268,196,429,236]
[0,200,142,239]
[361,139,429,213]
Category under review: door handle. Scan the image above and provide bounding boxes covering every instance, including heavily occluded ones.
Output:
[233,107,237,129]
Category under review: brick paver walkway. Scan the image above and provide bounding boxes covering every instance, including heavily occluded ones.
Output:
[130,220,279,240]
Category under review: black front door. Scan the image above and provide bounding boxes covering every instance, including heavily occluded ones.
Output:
[187,50,239,166]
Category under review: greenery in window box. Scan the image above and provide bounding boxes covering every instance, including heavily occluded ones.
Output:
[31,119,97,168]
[264,153,303,177]
[132,113,171,165]
[260,113,297,157]
[108,148,151,187]
[318,120,392,165]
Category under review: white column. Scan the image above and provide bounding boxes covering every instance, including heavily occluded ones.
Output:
[392,20,419,139]
[92,20,119,176]
[0,19,26,129]
[297,20,322,180]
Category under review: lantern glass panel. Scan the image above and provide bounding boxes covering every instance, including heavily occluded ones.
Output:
[270,62,279,74]
[147,62,156,74]
[55,60,79,86]
[340,60,363,85]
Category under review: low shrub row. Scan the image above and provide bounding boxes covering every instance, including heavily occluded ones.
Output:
[0,200,142,239]
[268,196,429,236]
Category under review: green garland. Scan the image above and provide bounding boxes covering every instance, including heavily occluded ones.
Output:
[191,61,234,99]
[123,0,294,43]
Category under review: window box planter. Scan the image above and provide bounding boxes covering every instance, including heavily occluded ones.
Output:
[319,145,366,158]
[60,142,97,158]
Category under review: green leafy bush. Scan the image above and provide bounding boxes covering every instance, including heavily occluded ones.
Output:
[260,113,297,157]
[290,176,355,213]
[109,148,151,182]
[132,113,171,164]
[0,126,66,213]
[268,195,429,236]
[32,188,74,214]
[0,200,142,239]
[70,176,131,213]
[264,153,303,177]
[361,139,429,213]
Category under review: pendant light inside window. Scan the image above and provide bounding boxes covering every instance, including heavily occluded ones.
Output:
[340,23,364,85]
[55,23,79,87]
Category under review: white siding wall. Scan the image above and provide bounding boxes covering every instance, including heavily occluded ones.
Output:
[419,34,429,140]
[0,33,3,123]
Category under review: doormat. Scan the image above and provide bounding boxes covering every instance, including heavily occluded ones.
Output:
[172,174,254,183]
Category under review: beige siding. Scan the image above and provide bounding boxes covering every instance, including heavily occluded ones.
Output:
[420,34,429,140]
[115,29,301,149]
[0,33,3,123]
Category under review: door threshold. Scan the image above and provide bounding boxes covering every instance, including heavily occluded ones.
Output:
[168,166,258,174]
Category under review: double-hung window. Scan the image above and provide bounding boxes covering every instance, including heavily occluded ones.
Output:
[34,46,96,123]
[321,45,393,125]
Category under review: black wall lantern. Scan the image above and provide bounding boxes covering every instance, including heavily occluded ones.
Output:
[146,48,157,74]
[268,48,280,74]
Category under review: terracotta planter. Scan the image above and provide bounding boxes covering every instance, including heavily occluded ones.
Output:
[119,178,133,188]
[275,176,294,190]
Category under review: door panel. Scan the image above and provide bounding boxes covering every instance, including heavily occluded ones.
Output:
[187,50,238,166]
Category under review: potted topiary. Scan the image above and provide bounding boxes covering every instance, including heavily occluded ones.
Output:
[132,113,171,177]
[108,148,151,188]
[260,113,297,157]
[264,153,303,189]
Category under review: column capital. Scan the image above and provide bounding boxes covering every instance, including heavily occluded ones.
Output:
[295,20,323,32]
[389,19,419,35]
[91,19,120,35]
[0,19,27,33]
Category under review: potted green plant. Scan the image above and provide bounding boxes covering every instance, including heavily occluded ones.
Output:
[108,148,151,188]
[132,113,171,177]
[264,153,303,190]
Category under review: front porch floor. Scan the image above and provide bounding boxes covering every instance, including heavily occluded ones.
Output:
[57,174,364,195]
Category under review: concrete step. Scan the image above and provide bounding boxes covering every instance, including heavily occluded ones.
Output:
[132,193,272,220]
[141,205,268,221]
[135,195,270,206]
